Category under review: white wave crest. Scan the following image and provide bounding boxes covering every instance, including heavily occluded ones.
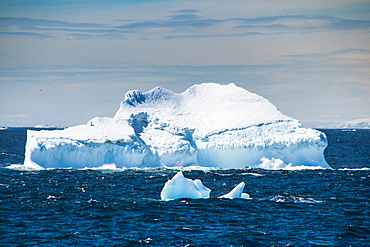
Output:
[82,163,126,171]
[257,157,328,170]
[270,195,323,204]
[5,163,44,171]
[338,167,370,171]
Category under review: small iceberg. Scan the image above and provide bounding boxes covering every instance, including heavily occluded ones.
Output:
[160,172,211,201]
[219,182,251,199]
[160,172,251,201]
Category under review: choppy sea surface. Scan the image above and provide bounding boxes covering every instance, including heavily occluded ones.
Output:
[0,128,369,246]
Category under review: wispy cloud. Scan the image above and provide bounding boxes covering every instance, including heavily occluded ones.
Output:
[2,49,368,87]
[116,14,370,39]
[0,114,29,119]
[1,14,369,40]
[168,13,202,21]
[0,31,51,38]
[0,17,124,39]
[170,9,201,14]
[283,48,370,58]
[281,49,370,73]
[236,15,370,30]
[1,48,369,126]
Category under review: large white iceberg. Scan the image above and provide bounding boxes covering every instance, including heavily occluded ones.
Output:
[160,172,211,201]
[23,83,330,169]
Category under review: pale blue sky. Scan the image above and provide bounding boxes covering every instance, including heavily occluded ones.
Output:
[1,0,369,127]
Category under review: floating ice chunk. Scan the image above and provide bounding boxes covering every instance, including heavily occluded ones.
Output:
[219,182,251,199]
[241,193,251,199]
[193,179,211,198]
[160,172,211,201]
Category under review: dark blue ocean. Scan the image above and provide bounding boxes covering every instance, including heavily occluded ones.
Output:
[0,128,369,246]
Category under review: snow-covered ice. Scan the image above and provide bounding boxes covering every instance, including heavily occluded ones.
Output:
[344,118,370,129]
[34,124,58,129]
[160,172,211,201]
[219,182,251,199]
[21,83,330,169]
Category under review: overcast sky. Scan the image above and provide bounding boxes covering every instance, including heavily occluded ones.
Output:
[1,0,369,127]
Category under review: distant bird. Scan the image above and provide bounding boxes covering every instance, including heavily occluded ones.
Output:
[40,89,42,91]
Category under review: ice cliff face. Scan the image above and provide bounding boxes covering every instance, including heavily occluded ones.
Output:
[23,83,330,169]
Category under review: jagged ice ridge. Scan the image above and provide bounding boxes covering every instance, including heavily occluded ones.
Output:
[23,83,330,169]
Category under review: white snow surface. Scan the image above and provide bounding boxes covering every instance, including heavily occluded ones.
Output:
[22,83,330,169]
[344,118,370,129]
[160,172,211,201]
[34,124,58,129]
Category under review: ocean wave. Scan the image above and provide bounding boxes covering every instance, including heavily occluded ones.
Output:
[3,163,42,171]
[338,167,370,171]
[2,162,358,172]
[5,157,368,172]
[240,172,263,176]
[269,195,323,204]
